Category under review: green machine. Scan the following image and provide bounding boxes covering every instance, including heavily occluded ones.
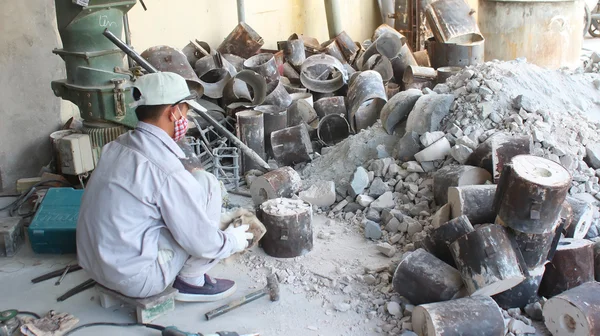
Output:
[51,0,138,130]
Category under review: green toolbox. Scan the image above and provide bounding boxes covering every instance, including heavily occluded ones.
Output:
[28,188,84,254]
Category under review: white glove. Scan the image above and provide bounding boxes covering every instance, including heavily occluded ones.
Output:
[225,224,254,253]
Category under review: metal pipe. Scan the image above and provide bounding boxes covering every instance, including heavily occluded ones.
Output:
[237,0,246,23]
[123,14,133,68]
[102,29,272,172]
[324,0,343,39]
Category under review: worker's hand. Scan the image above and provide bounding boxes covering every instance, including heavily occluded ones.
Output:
[225,224,254,253]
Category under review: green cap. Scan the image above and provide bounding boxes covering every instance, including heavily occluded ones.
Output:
[131,72,197,108]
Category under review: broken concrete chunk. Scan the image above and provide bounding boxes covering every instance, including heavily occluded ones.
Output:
[356,194,375,207]
[380,89,423,135]
[513,94,536,112]
[369,177,389,198]
[396,131,422,162]
[587,143,600,169]
[406,94,455,134]
[431,204,451,228]
[450,144,474,164]
[370,192,395,211]
[508,319,536,335]
[415,137,451,162]
[364,220,383,240]
[524,302,543,321]
[386,301,402,316]
[299,181,336,207]
[333,200,349,212]
[405,161,425,173]
[334,302,351,312]
[377,242,397,257]
[349,167,369,197]
[420,131,446,147]
[407,220,423,235]
[385,217,401,233]
[485,80,503,92]
[456,136,478,150]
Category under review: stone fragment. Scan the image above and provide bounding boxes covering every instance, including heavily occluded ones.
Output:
[415,138,451,162]
[420,131,446,147]
[524,302,543,321]
[366,208,381,222]
[404,161,425,173]
[390,233,402,244]
[513,94,536,112]
[586,143,600,169]
[364,274,377,285]
[357,194,375,207]
[349,167,369,197]
[377,243,397,257]
[489,112,502,123]
[370,192,395,211]
[299,181,336,207]
[385,217,401,233]
[386,301,402,317]
[369,177,389,198]
[450,144,473,164]
[456,136,478,150]
[344,202,364,213]
[369,160,385,177]
[333,200,349,212]
[508,319,536,335]
[485,80,503,92]
[364,220,382,240]
[396,131,422,162]
[433,83,451,94]
[334,302,351,312]
[406,220,423,235]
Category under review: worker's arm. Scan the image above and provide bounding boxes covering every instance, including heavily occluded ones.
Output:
[156,170,236,260]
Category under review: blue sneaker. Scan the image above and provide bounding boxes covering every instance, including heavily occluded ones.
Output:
[173,274,237,302]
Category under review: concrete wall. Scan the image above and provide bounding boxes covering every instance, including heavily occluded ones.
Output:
[0,0,380,191]
[127,0,380,52]
[0,2,65,191]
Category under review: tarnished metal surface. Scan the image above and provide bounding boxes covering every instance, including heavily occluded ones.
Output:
[243,53,280,83]
[478,0,583,69]
[363,54,394,81]
[250,167,302,205]
[182,40,211,67]
[194,54,238,99]
[223,70,267,108]
[217,22,264,59]
[318,114,351,146]
[403,65,437,88]
[264,80,293,108]
[223,54,246,72]
[413,50,431,67]
[334,31,360,64]
[300,54,348,93]
[314,96,347,118]
[347,71,388,132]
[279,38,305,67]
[385,82,401,99]
[372,24,407,45]
[289,33,321,56]
[437,66,462,83]
[282,63,301,84]
[426,0,483,44]
[259,198,313,258]
[255,105,287,159]
[380,88,422,134]
[287,99,318,126]
[321,39,346,63]
[290,92,313,106]
[236,110,265,173]
[141,45,204,96]
[425,37,485,69]
[390,44,419,86]
[271,125,313,166]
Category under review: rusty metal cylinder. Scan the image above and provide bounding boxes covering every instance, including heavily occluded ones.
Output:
[254,105,287,159]
[279,38,306,67]
[437,66,462,83]
[425,37,485,69]
[271,124,313,166]
[259,198,313,258]
[317,114,350,146]
[334,31,360,64]
[243,53,280,83]
[236,110,265,173]
[264,80,293,108]
[250,166,302,206]
[217,22,264,59]
[314,96,347,118]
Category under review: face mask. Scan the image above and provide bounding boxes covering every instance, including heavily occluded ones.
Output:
[171,106,188,142]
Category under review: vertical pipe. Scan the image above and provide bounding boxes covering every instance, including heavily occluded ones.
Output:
[324,0,343,39]
[123,14,133,68]
[237,0,246,23]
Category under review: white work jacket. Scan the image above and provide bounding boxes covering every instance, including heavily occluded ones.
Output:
[76,122,235,292]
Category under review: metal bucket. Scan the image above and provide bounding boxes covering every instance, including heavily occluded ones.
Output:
[259,198,313,258]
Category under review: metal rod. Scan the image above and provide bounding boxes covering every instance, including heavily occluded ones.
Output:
[205,290,267,320]
[102,29,158,73]
[55,265,71,286]
[102,29,272,172]
[31,265,83,284]
[57,279,97,302]
[237,0,246,23]
[324,0,343,39]
[123,14,134,69]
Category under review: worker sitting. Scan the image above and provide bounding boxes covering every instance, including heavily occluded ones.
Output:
[76,72,252,302]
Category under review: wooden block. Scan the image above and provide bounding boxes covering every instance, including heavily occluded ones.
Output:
[95,285,178,323]
[136,298,175,323]
[16,177,41,193]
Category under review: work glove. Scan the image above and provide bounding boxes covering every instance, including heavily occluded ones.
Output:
[225,224,254,253]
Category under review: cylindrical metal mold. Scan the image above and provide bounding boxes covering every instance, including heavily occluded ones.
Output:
[425,38,485,69]
[334,31,360,64]
[478,0,583,69]
[254,105,287,159]
[279,38,305,67]
[539,238,594,298]
[436,66,462,83]
[243,53,280,83]
[217,22,264,59]
[314,96,347,118]
[492,265,545,309]
[543,282,600,336]
[321,39,346,63]
[271,125,313,166]
[249,167,302,206]
[236,110,265,173]
[259,198,313,258]
[317,114,350,146]
[347,70,387,132]
[263,80,293,108]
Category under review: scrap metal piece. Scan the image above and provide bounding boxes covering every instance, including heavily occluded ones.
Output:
[360,31,404,69]
[263,80,293,108]
[287,99,318,127]
[372,24,407,45]
[390,44,419,84]
[321,39,346,63]
[250,166,302,206]
[194,54,238,99]
[223,70,267,108]
[278,38,306,67]
[243,53,280,83]
[437,66,462,83]
[403,65,437,90]
[182,40,211,67]
[290,92,313,106]
[223,54,246,72]
[289,33,321,56]
[363,54,394,82]
[271,125,313,166]
[314,96,347,118]
[259,198,313,258]
[413,50,431,67]
[334,31,360,64]
[347,70,387,132]
[217,22,265,58]
[380,88,422,135]
[425,37,485,69]
[255,105,288,159]
[141,45,204,97]
[236,110,266,173]
[426,0,483,44]
[318,114,351,146]
[282,63,301,84]
[300,54,348,93]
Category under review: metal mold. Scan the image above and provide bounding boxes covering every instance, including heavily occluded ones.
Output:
[300,54,348,93]
[426,0,484,44]
[243,53,280,83]
[194,54,238,99]
[390,44,419,84]
[437,66,462,83]
[413,50,431,67]
[347,70,387,132]
[287,99,318,127]
[314,96,347,118]
[142,45,204,97]
[403,65,437,90]
[259,198,313,258]
[255,105,288,159]
[425,37,484,69]
[321,39,346,63]
[278,38,306,67]
[223,70,267,108]
[318,114,351,146]
[334,31,359,64]
[218,22,264,58]
[271,125,313,166]
[363,54,394,82]
[264,80,293,108]
[236,110,266,173]
[223,54,246,72]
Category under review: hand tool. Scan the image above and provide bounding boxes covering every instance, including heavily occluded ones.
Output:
[162,326,259,336]
[102,29,272,172]
[31,264,82,284]
[55,264,71,286]
[57,279,97,302]
[204,275,279,320]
